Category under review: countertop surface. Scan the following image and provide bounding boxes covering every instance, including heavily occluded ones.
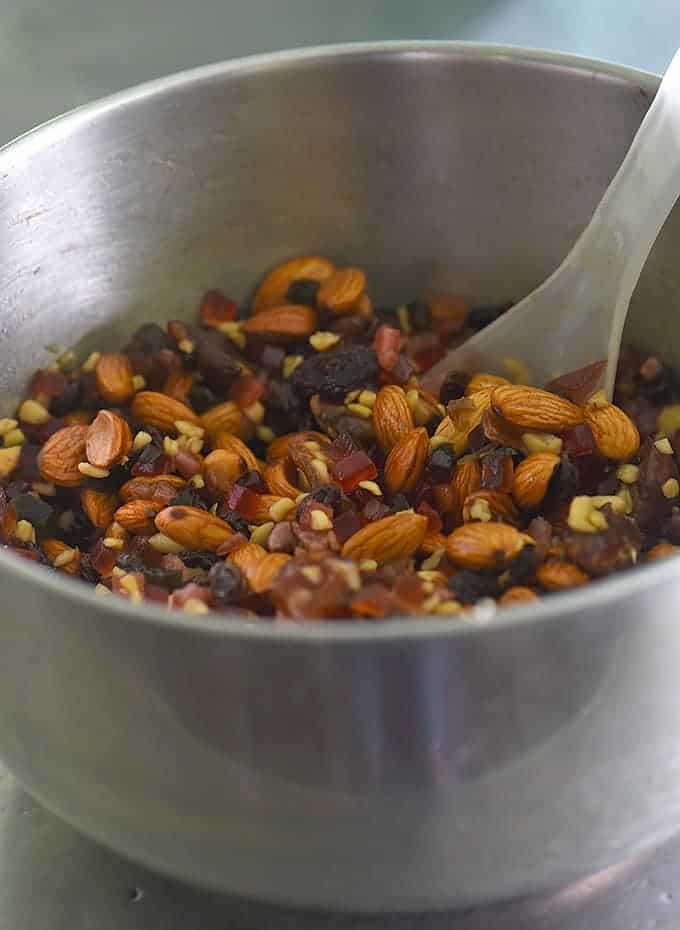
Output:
[3,1,680,926]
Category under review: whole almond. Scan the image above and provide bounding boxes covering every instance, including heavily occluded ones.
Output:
[341,512,428,563]
[213,432,261,472]
[86,409,132,468]
[229,541,267,585]
[41,538,80,575]
[446,522,533,570]
[132,391,200,433]
[95,353,135,404]
[38,425,88,487]
[499,586,539,606]
[583,395,640,461]
[266,430,329,462]
[119,474,186,504]
[155,505,234,551]
[491,384,582,431]
[264,458,301,498]
[252,255,334,312]
[374,385,414,452]
[450,458,482,522]
[203,449,244,496]
[462,489,518,525]
[465,373,509,396]
[384,427,428,493]
[115,499,164,534]
[647,542,680,561]
[251,553,291,594]
[536,559,589,591]
[242,305,317,341]
[200,401,245,437]
[80,489,118,528]
[512,452,561,509]
[317,268,366,312]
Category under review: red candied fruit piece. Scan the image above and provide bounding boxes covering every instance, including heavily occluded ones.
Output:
[417,500,442,534]
[332,509,362,545]
[230,374,266,409]
[373,325,403,372]
[351,583,394,618]
[228,483,263,520]
[562,424,595,457]
[131,450,173,477]
[89,538,119,578]
[199,290,238,328]
[331,450,378,492]
[172,582,212,609]
[546,360,606,405]
[145,583,171,604]
[328,432,359,461]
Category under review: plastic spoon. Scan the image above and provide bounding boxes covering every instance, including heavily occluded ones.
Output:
[423,48,680,399]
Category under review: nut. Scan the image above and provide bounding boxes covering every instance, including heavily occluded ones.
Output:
[242,305,318,341]
[212,432,260,472]
[491,384,583,431]
[583,396,640,461]
[421,531,448,555]
[119,474,186,504]
[38,425,88,487]
[567,494,627,533]
[228,541,267,586]
[498,586,538,606]
[252,255,334,312]
[85,409,132,468]
[18,399,50,425]
[95,353,135,404]
[482,409,527,452]
[80,489,118,528]
[465,373,509,396]
[200,401,245,438]
[437,392,490,455]
[162,370,195,402]
[115,499,164,534]
[317,268,366,312]
[384,427,428,493]
[131,391,200,434]
[154,505,234,551]
[446,522,533,570]
[42,538,80,575]
[251,553,291,593]
[450,458,482,522]
[203,449,244,495]
[462,489,518,524]
[266,431,328,462]
[536,559,589,591]
[512,452,561,509]
[522,432,564,455]
[647,542,680,561]
[373,385,414,452]
[264,458,301,498]
[0,446,21,479]
[341,512,428,563]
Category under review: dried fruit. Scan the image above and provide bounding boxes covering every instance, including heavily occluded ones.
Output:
[491,384,582,431]
[373,385,414,452]
[291,346,379,402]
[85,409,132,468]
[38,425,88,487]
[132,391,200,433]
[512,452,561,509]
[341,512,427,563]
[384,427,428,494]
[583,393,640,461]
[95,353,135,404]
[446,522,532,570]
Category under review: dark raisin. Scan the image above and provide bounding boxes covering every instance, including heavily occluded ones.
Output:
[406,300,431,331]
[439,371,470,404]
[480,450,507,490]
[49,380,83,416]
[182,550,219,570]
[13,493,53,529]
[188,384,218,413]
[196,337,240,392]
[468,302,512,331]
[78,553,100,584]
[504,545,538,585]
[116,552,145,574]
[59,510,94,547]
[286,278,320,306]
[428,445,456,482]
[374,306,399,328]
[219,509,250,535]
[169,487,209,510]
[143,566,184,590]
[449,570,501,603]
[264,379,302,433]
[291,346,379,401]
[308,484,343,512]
[236,470,269,494]
[126,323,172,355]
[210,561,246,607]
[390,493,411,513]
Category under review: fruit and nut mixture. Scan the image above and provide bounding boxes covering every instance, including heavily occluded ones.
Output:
[2,254,680,621]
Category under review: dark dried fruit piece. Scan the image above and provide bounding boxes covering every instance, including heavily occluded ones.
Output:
[291,346,379,401]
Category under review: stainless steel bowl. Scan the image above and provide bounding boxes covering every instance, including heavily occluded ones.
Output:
[0,42,679,913]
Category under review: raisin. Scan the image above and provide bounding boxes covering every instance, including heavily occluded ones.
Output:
[308,484,343,512]
[126,323,172,355]
[13,493,53,529]
[142,564,184,591]
[218,508,250,535]
[468,302,512,331]
[196,337,240,392]
[182,550,219,570]
[169,487,209,511]
[188,384,218,413]
[236,470,269,494]
[78,553,100,584]
[291,346,379,401]
[428,445,456,482]
[210,561,246,605]
[49,380,83,416]
[286,278,320,306]
[116,552,145,574]
[439,371,470,404]
[449,570,501,603]
[406,300,431,331]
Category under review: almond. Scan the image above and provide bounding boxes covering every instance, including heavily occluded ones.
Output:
[251,553,291,593]
[437,392,490,455]
[115,499,164,534]
[317,268,366,312]
[154,505,234,551]
[242,305,317,341]
[229,541,267,586]
[482,409,527,452]
[264,458,301,498]
[212,432,260,471]
[446,522,533,570]
[64,410,94,426]
[80,489,118,529]
[266,430,329,462]
[341,512,428,563]
[498,586,539,606]
[512,452,561,509]
[491,384,582,431]
[450,458,482,522]
[95,353,135,404]
[384,427,428,493]
[421,530,448,555]
[200,401,245,438]
[252,255,334,312]
[38,425,88,487]
[41,538,80,575]
[583,394,640,461]
[119,474,186,504]
[162,370,195,402]
[647,542,680,561]
[85,409,132,469]
[462,489,518,525]
[465,372,509,396]
[536,559,589,591]
[373,385,414,452]
[131,391,200,434]
[203,449,244,496]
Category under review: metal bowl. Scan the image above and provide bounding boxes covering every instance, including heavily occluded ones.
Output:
[0,42,679,912]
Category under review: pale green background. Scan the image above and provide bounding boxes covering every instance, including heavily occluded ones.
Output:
[2,0,680,145]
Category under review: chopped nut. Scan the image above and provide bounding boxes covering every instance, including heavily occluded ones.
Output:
[269,497,297,522]
[148,533,185,554]
[183,598,209,614]
[522,432,563,454]
[358,480,382,496]
[282,355,303,378]
[219,321,246,349]
[53,548,77,568]
[4,428,25,447]
[132,374,146,391]
[301,565,322,584]
[658,404,680,437]
[132,431,153,452]
[655,437,674,455]
[0,418,18,436]
[617,464,639,484]
[502,357,532,384]
[15,520,36,544]
[346,403,373,419]
[82,351,101,373]
[102,537,125,550]
[250,521,275,546]
[77,462,110,479]
[310,510,333,531]
[178,339,195,354]
[359,559,378,572]
[421,548,445,571]
[174,419,204,439]
[18,399,50,425]
[95,583,111,596]
[662,478,680,499]
[309,331,341,352]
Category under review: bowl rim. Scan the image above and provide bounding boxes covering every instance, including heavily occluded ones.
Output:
[0,39,667,642]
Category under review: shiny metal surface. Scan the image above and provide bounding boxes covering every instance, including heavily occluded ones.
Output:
[1,43,680,911]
